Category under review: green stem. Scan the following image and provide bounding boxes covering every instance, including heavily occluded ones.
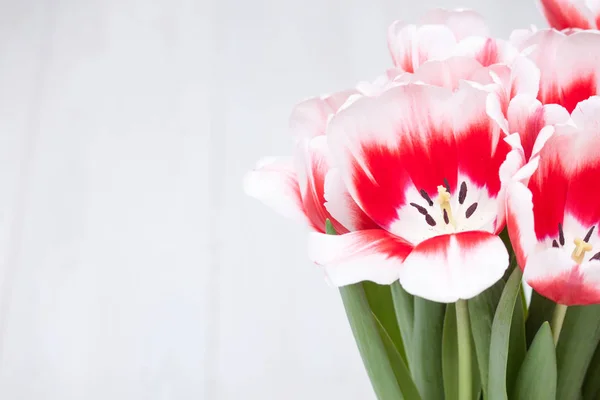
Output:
[340,284,404,399]
[551,304,568,345]
[456,299,473,400]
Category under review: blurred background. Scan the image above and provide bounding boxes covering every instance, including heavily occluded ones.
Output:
[0,0,542,399]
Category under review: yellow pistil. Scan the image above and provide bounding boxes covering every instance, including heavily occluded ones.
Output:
[572,237,593,264]
[437,185,456,227]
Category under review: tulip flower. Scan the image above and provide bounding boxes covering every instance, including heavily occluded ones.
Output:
[388,9,517,73]
[244,91,377,236]
[309,82,520,302]
[511,29,600,113]
[538,0,600,30]
[507,96,600,306]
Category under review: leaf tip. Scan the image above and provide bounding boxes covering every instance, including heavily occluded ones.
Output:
[325,219,337,235]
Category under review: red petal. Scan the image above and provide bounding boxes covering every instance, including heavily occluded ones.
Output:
[296,137,346,233]
[323,169,378,232]
[564,158,600,227]
[525,248,600,305]
[506,181,537,269]
[506,96,569,162]
[528,97,600,238]
[540,74,596,114]
[532,267,600,305]
[308,229,412,285]
[399,231,509,302]
[528,139,570,240]
[454,86,511,197]
[539,0,594,30]
[530,31,600,112]
[474,38,499,67]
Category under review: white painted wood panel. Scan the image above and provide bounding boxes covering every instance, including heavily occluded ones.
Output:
[0,0,214,398]
[0,0,543,399]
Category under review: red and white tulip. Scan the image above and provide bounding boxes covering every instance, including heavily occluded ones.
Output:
[244,91,377,235]
[309,82,519,302]
[507,96,600,305]
[512,29,600,113]
[388,9,517,73]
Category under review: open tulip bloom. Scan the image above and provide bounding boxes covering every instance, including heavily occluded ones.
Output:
[244,3,600,400]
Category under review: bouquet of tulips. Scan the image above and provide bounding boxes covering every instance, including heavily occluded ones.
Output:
[244,1,600,399]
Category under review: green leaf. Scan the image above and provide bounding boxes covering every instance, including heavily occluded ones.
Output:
[556,305,600,400]
[500,228,518,282]
[391,281,414,365]
[340,284,405,400]
[468,279,504,397]
[372,312,422,400]
[443,304,459,400]
[487,267,523,400]
[499,226,527,393]
[525,290,556,347]
[327,220,405,399]
[364,282,407,363]
[582,341,600,400]
[512,322,557,400]
[520,284,528,319]
[507,286,527,395]
[412,296,445,400]
[325,219,337,235]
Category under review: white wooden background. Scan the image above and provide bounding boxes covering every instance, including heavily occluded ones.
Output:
[0,0,542,399]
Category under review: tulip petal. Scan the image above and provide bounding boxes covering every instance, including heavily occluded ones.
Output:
[539,0,595,30]
[387,22,456,72]
[524,30,600,113]
[553,31,600,113]
[506,180,538,269]
[289,91,355,138]
[506,95,569,161]
[244,157,306,223]
[496,147,527,232]
[562,157,600,231]
[399,231,509,302]
[295,136,336,233]
[308,230,412,286]
[506,55,541,100]
[453,83,511,198]
[398,56,493,90]
[528,135,571,240]
[323,168,378,232]
[520,30,566,106]
[524,248,600,305]
[455,37,517,66]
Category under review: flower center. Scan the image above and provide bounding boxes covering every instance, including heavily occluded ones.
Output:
[552,223,600,263]
[572,237,593,264]
[437,185,456,228]
[408,179,482,235]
